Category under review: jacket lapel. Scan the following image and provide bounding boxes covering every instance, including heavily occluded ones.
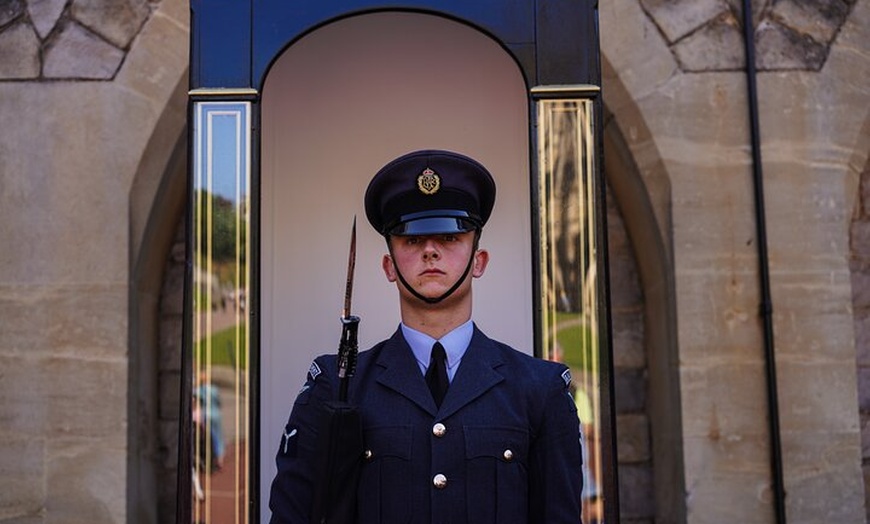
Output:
[438,327,504,419]
[375,329,438,415]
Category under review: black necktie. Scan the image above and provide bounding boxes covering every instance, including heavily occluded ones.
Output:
[425,342,449,407]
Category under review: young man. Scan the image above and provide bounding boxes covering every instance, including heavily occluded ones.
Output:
[270,150,583,523]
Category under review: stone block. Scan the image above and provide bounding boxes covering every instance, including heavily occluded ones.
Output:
[157,468,178,522]
[0,0,25,27]
[762,169,852,270]
[862,413,870,458]
[673,12,745,72]
[773,270,856,361]
[641,0,730,43]
[157,0,190,29]
[675,270,765,363]
[28,0,66,39]
[637,72,751,146]
[851,220,870,258]
[599,0,679,114]
[823,0,870,94]
[612,310,645,369]
[0,84,138,285]
[683,434,772,523]
[1,515,45,523]
[159,371,181,420]
[777,360,860,433]
[609,245,644,310]
[617,413,652,463]
[170,241,186,264]
[851,312,870,366]
[680,362,769,439]
[160,264,185,315]
[851,269,870,310]
[43,21,124,79]
[0,354,126,437]
[158,419,180,470]
[45,437,125,523]
[857,366,870,413]
[769,0,851,45]
[158,314,183,372]
[756,19,827,70]
[114,0,189,104]
[0,22,40,79]
[862,169,870,218]
[614,368,647,414]
[0,284,127,356]
[617,463,655,519]
[781,429,865,522]
[0,436,44,519]
[71,0,150,48]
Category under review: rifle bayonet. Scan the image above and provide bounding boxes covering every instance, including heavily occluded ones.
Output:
[336,218,360,401]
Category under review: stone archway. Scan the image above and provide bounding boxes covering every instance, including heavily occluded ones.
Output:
[128,74,189,522]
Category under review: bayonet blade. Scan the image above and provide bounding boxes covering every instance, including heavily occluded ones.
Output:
[342,217,357,319]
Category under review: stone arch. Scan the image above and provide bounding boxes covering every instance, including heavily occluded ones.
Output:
[602,51,687,523]
[128,69,189,522]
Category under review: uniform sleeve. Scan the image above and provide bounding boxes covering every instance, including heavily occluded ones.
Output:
[528,365,584,523]
[268,357,336,524]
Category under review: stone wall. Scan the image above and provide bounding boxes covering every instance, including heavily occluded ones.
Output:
[0,0,159,80]
[156,221,185,522]
[0,0,188,521]
[601,0,869,521]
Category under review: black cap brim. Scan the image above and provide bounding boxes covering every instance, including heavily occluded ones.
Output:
[387,210,481,236]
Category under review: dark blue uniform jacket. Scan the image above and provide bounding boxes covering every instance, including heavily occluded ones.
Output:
[270,325,583,523]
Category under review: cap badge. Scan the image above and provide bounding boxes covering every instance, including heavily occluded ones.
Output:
[417,168,441,195]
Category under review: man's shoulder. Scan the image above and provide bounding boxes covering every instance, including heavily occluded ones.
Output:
[474,329,570,384]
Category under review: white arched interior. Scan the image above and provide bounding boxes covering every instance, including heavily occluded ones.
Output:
[260,11,532,515]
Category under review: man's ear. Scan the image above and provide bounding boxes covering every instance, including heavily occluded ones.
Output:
[472,248,489,278]
[382,254,397,282]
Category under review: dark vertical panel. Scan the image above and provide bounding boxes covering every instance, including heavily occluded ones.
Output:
[251,0,536,89]
[536,0,600,85]
[190,0,253,89]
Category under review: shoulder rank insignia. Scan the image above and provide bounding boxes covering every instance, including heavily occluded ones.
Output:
[308,361,322,381]
[561,368,572,387]
[417,167,440,195]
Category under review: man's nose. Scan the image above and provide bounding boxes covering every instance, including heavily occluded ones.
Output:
[422,239,440,260]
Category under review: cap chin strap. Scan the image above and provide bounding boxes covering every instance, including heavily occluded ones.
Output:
[388,231,481,305]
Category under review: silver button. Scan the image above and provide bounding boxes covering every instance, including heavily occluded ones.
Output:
[432,423,447,437]
[503,449,514,461]
[433,473,448,489]
[364,450,373,460]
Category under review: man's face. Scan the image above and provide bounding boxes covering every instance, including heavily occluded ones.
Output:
[382,231,489,303]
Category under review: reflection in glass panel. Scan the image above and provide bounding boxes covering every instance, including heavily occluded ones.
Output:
[191,101,251,523]
[537,98,604,523]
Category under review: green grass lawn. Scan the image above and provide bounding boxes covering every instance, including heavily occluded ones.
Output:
[196,323,248,369]
[551,312,597,372]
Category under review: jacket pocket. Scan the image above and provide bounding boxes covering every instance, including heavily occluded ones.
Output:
[464,426,529,524]
[359,425,413,523]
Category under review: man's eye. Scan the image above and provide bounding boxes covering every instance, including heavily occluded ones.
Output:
[406,237,420,245]
[443,235,457,242]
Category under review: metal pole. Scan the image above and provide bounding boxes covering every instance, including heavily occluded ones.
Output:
[740,1,787,522]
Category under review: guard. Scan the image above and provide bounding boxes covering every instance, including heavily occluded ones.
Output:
[269,149,583,524]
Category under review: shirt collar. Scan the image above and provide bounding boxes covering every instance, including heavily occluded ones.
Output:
[401,319,474,377]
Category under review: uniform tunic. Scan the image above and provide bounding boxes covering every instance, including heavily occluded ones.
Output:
[269,325,583,523]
